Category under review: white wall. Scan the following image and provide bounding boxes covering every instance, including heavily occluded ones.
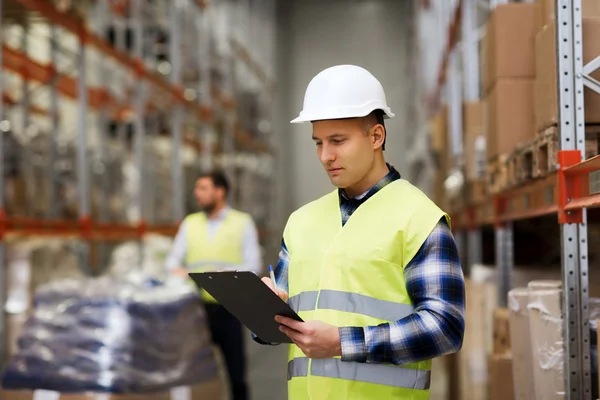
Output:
[273,0,417,219]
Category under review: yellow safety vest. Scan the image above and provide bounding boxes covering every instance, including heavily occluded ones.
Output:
[283,179,449,400]
[184,209,250,303]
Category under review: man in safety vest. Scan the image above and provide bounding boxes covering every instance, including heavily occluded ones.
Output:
[166,170,262,400]
[256,65,466,399]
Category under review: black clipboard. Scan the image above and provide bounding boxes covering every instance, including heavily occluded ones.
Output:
[188,271,303,344]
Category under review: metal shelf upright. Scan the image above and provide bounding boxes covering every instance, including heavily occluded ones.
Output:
[435,0,600,397]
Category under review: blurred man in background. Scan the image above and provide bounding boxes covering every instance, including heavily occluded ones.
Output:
[166,170,262,400]
[259,65,465,400]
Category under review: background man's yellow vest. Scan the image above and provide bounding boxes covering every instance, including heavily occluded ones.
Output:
[184,209,250,303]
[283,179,449,400]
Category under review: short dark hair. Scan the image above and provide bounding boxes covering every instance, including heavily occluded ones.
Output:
[199,170,230,195]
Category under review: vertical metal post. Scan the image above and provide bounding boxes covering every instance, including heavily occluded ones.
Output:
[467,229,483,266]
[49,26,59,218]
[116,18,128,145]
[556,0,590,397]
[77,37,90,274]
[495,224,513,307]
[0,0,5,366]
[447,50,463,165]
[221,1,236,196]
[197,3,213,173]
[21,26,33,215]
[96,3,109,223]
[133,0,145,223]
[132,0,147,264]
[461,0,479,102]
[170,0,184,222]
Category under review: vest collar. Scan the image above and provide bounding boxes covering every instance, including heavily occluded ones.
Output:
[205,205,231,221]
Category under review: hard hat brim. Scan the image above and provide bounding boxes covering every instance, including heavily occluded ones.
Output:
[290,107,395,124]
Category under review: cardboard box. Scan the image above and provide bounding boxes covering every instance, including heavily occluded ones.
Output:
[431,108,449,206]
[482,3,539,94]
[492,307,511,355]
[458,279,498,400]
[540,0,600,27]
[535,18,600,132]
[527,280,563,400]
[489,353,515,400]
[431,107,449,168]
[486,80,535,161]
[508,288,535,400]
[463,102,487,180]
[0,379,225,400]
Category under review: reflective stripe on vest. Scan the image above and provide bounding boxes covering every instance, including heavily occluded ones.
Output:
[287,357,431,390]
[288,290,414,321]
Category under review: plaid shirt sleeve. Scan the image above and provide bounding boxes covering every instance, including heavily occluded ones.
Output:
[338,218,466,365]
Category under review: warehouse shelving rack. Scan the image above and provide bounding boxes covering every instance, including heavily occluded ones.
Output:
[429,0,600,398]
[0,0,276,363]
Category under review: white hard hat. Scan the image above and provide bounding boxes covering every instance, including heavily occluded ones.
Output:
[291,65,395,124]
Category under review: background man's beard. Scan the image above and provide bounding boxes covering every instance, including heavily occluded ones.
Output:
[201,203,217,213]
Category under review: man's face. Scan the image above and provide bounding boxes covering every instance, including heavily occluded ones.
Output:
[312,118,376,189]
[194,177,221,211]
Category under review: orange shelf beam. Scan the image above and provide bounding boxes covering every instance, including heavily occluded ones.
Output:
[3,217,179,240]
[3,91,49,116]
[15,0,212,122]
[564,154,600,175]
[3,44,111,110]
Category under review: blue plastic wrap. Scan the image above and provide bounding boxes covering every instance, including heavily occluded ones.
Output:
[1,276,219,393]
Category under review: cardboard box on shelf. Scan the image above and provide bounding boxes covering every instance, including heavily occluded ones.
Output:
[535,18,600,132]
[492,308,511,355]
[0,379,225,400]
[527,280,563,400]
[539,0,600,27]
[489,353,515,400]
[430,107,449,206]
[482,3,539,94]
[463,102,487,181]
[486,79,535,161]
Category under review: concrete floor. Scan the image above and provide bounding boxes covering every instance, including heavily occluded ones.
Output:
[245,330,289,400]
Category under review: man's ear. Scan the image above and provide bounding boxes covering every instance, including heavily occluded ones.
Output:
[371,124,385,150]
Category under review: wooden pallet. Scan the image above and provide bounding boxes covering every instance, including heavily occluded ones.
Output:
[585,125,600,159]
[505,149,520,189]
[486,155,508,195]
[468,179,487,205]
[533,127,558,178]
[518,143,535,183]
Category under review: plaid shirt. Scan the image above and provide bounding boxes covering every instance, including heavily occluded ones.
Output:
[254,165,465,365]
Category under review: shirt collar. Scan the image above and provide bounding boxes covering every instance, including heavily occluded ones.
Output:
[339,163,401,202]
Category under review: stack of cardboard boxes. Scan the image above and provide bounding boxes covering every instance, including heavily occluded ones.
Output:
[482,3,538,192]
[436,0,600,210]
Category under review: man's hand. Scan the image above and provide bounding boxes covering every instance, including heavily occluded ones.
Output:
[171,268,189,278]
[275,316,341,359]
[261,277,289,302]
